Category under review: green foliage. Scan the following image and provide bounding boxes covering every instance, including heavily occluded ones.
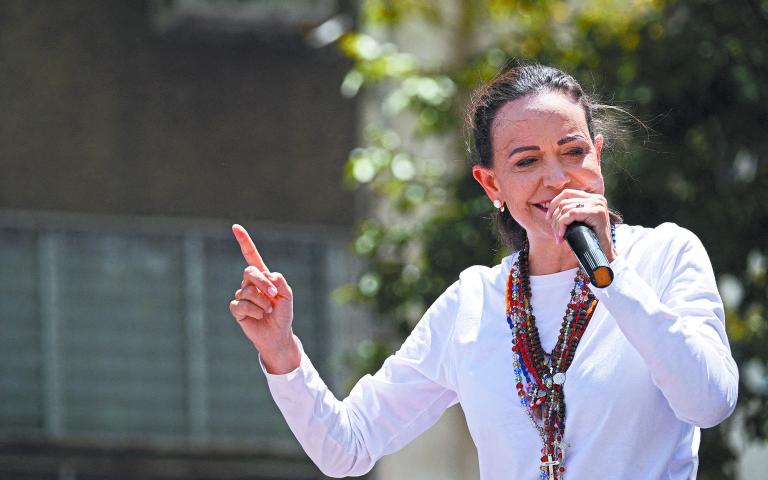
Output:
[337,0,768,477]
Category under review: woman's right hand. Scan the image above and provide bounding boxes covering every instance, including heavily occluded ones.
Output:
[229,224,300,374]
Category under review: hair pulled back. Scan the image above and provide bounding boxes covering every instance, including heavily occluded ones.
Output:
[467,63,622,250]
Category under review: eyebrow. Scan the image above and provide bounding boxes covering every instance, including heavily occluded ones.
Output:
[557,134,586,145]
[507,145,539,158]
[506,135,588,158]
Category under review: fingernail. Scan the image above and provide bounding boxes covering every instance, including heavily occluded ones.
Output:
[268,286,278,297]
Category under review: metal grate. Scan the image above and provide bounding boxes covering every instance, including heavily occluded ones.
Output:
[0,222,334,452]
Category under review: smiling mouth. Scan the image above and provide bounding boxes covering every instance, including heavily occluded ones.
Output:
[532,201,551,213]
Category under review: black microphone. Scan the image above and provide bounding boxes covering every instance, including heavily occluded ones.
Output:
[564,222,613,288]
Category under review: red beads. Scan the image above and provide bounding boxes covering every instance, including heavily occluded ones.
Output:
[507,240,599,480]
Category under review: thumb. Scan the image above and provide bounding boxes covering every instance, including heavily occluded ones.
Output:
[266,271,292,299]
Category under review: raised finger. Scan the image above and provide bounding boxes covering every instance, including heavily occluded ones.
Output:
[232,224,270,272]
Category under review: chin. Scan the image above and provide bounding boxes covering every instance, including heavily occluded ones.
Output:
[525,226,556,243]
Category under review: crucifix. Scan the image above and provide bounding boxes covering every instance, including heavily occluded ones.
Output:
[540,455,560,479]
[554,439,567,464]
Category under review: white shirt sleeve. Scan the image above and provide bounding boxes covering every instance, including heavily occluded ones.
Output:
[261,281,461,477]
[591,224,739,428]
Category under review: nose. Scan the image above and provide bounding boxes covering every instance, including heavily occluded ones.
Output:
[542,158,571,190]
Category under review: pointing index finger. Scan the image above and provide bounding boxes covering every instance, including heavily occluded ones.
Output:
[232,224,269,272]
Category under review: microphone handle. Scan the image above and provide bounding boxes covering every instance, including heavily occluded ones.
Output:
[564,222,613,288]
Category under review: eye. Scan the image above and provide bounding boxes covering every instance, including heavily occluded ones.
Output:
[567,147,585,156]
[515,157,537,167]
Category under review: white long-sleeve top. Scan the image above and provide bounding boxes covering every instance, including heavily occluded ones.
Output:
[261,223,739,479]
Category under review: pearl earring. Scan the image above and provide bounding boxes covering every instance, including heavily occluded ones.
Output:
[493,199,501,209]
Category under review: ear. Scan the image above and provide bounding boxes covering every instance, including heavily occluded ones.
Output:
[472,165,502,201]
[594,134,604,166]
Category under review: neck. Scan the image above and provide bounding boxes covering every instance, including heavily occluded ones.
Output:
[525,234,579,275]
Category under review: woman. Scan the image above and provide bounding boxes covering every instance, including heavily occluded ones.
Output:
[228,64,738,479]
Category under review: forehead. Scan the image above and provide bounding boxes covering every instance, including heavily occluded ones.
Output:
[491,91,589,144]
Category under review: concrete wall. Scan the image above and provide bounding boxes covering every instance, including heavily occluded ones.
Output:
[0,0,356,226]
[0,2,360,479]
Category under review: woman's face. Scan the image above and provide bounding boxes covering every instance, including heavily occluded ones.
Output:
[473,91,605,243]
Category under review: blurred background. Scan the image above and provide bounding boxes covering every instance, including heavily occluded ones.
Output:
[0,1,765,480]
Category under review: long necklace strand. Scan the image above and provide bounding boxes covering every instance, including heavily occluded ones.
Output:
[506,232,607,480]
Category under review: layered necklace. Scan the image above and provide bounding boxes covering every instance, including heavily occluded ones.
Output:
[505,233,605,480]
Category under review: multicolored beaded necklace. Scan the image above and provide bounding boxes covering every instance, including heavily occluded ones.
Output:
[505,227,614,480]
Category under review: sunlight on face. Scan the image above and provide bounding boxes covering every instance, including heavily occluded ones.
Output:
[489,91,605,242]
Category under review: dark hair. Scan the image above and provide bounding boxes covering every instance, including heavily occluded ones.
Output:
[467,63,623,250]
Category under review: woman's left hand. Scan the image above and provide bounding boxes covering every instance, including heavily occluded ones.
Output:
[546,188,618,262]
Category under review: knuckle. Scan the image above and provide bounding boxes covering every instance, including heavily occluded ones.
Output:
[245,266,263,278]
[251,294,265,307]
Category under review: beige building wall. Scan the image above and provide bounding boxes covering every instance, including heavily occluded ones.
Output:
[376,406,480,480]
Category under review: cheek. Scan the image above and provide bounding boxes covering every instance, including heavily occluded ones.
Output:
[504,182,536,216]
[587,176,605,195]
[580,161,605,191]
[499,177,533,204]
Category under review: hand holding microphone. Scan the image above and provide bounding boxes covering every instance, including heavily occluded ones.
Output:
[564,222,613,287]
[547,190,617,288]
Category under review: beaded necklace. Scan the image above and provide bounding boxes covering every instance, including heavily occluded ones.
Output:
[506,226,614,480]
